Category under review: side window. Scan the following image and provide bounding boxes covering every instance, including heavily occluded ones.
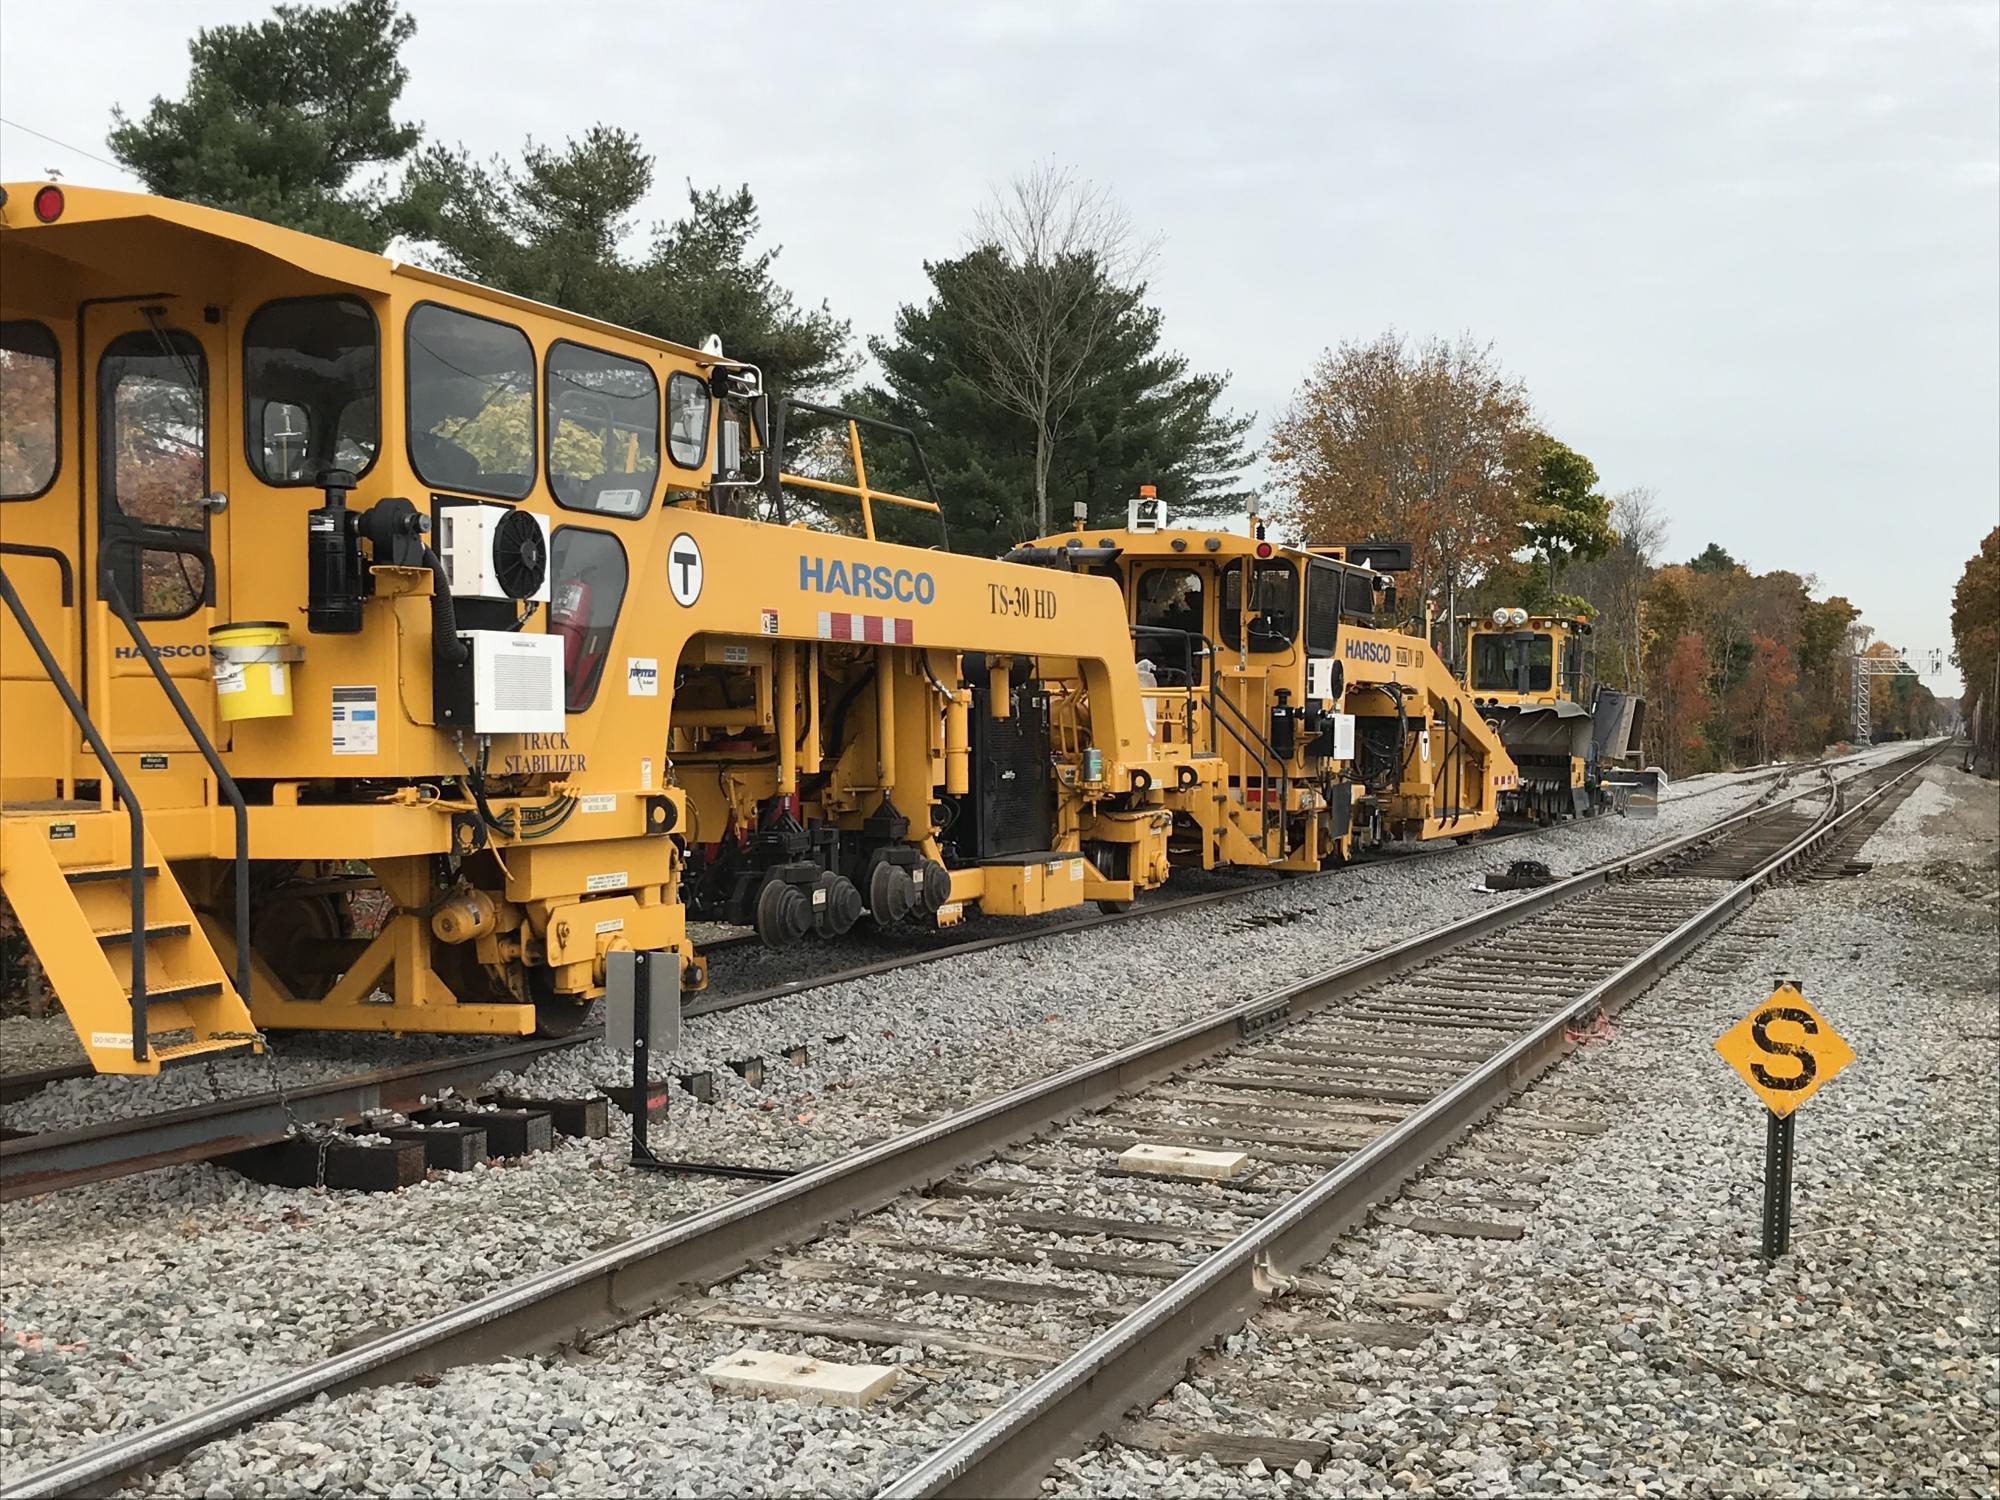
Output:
[1220,560,1299,651]
[546,341,659,516]
[1133,567,1204,635]
[406,303,535,500]
[666,371,710,469]
[0,319,59,499]
[549,526,628,710]
[244,296,380,485]
[1304,560,1342,653]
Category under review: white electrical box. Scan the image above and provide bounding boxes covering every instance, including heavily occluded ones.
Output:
[465,631,565,734]
[1306,657,1341,703]
[1329,711,1356,761]
[437,506,552,603]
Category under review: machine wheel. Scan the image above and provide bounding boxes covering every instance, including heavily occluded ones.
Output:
[526,962,590,1037]
[754,877,814,948]
[1088,841,1134,914]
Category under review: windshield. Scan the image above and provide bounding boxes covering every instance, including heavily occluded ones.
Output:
[1471,631,1553,693]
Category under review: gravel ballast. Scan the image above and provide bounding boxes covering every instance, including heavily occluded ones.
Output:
[1053,759,1999,1499]
[0,743,1931,1479]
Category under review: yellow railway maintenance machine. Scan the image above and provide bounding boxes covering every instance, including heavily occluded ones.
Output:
[1458,607,1654,819]
[1011,489,1519,875]
[0,184,1219,1074]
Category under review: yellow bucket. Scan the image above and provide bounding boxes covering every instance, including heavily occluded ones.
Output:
[208,621,296,722]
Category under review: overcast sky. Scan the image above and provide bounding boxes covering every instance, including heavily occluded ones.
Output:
[3,1,1994,692]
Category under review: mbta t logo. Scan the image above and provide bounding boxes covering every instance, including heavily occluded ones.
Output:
[668,533,704,606]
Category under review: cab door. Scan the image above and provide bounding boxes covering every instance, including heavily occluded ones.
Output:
[86,304,229,749]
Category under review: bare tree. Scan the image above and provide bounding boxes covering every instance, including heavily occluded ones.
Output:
[1569,486,1666,691]
[953,162,1155,534]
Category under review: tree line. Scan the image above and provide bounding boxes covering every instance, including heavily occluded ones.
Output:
[103,0,1950,772]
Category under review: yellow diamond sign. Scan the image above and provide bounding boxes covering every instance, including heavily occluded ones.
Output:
[1714,983,1855,1117]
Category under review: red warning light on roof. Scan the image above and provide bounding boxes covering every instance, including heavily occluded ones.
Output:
[32,185,64,223]
[1255,541,1274,558]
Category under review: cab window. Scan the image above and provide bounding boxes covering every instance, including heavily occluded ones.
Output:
[1471,632,1554,693]
[1132,566,1205,684]
[244,296,380,485]
[549,526,628,710]
[1220,560,1299,651]
[666,371,710,469]
[406,303,535,499]
[0,319,59,499]
[546,341,659,516]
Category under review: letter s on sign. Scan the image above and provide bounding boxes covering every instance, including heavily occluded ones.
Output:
[1749,1006,1818,1091]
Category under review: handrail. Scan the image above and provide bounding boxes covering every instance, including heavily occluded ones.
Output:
[765,398,951,549]
[0,562,150,1062]
[99,575,252,1018]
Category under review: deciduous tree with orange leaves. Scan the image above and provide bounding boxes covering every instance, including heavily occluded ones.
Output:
[1269,331,1534,628]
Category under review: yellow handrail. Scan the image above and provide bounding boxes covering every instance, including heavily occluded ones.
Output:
[778,419,942,541]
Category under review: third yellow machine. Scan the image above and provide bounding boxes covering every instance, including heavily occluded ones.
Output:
[0,182,1523,1075]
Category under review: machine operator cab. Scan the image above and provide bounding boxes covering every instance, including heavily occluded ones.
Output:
[1013,487,1513,873]
[1458,608,1651,819]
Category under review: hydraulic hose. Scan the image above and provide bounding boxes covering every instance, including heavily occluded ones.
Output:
[423,544,472,667]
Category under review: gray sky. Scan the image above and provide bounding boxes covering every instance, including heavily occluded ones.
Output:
[4,0,1994,692]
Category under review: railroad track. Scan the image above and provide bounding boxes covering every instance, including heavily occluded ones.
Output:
[4,740,1942,1500]
[0,774,1724,1200]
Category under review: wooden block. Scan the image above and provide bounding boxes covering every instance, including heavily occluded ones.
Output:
[383,1124,488,1171]
[703,1348,898,1407]
[221,1136,425,1192]
[415,1105,554,1157]
[489,1094,609,1139]
[1116,1420,1330,1470]
[1117,1143,1250,1180]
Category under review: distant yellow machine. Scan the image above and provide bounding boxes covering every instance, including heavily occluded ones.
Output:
[1458,607,1653,819]
[0,182,1517,1076]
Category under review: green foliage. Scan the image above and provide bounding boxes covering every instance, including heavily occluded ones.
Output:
[107,0,420,251]
[399,131,852,397]
[1518,435,1613,588]
[1687,541,1738,574]
[861,249,1254,556]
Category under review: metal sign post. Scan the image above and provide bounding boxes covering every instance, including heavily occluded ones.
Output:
[1714,979,1855,1262]
[606,948,795,1184]
[1760,1109,1797,1259]
[606,949,681,1168]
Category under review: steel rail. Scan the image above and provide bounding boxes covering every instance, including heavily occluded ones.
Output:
[0,745,1911,1201]
[875,743,1944,1499]
[4,744,1940,1500]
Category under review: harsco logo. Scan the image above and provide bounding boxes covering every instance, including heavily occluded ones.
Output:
[1343,638,1393,665]
[799,555,936,606]
[115,644,207,659]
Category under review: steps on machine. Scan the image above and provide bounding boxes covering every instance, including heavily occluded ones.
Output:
[0,807,258,1075]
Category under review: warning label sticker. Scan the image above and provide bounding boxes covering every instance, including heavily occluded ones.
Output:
[586,871,628,892]
[331,685,378,755]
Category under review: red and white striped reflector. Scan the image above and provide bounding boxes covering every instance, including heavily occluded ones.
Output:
[817,610,914,644]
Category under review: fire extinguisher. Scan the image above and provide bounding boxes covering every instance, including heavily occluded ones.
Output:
[551,572,600,704]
